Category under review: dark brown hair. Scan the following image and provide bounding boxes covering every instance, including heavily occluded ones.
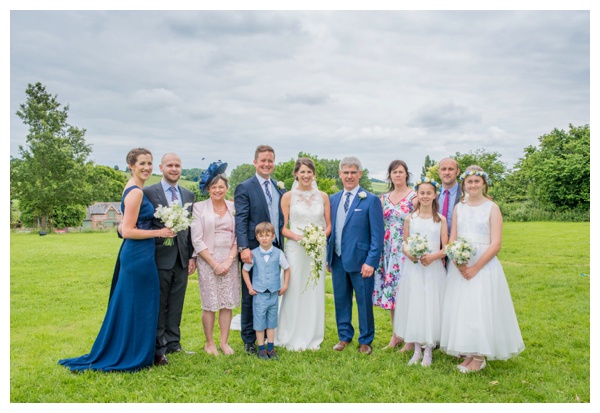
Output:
[126,148,152,168]
[412,182,441,223]
[294,157,316,178]
[386,160,410,191]
[207,174,229,190]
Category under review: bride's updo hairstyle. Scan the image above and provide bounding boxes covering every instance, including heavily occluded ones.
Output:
[293,157,316,179]
[459,165,490,201]
[126,148,152,172]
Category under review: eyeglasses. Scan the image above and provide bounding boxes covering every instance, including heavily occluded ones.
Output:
[340,171,360,176]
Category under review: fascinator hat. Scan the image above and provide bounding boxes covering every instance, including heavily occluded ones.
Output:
[199,160,228,193]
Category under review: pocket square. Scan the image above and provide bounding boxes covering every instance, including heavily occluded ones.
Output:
[354,208,363,211]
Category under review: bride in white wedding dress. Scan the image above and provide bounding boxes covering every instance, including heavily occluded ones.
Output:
[275,158,332,350]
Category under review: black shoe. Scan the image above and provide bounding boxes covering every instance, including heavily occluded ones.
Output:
[244,343,257,355]
[257,349,269,360]
[153,355,169,366]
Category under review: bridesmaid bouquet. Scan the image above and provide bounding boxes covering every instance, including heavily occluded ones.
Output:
[445,237,477,265]
[154,203,194,246]
[402,233,431,263]
[298,223,327,289]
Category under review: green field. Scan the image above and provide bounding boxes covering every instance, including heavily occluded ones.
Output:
[10,222,589,402]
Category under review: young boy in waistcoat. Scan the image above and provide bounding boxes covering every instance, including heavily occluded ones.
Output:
[242,222,290,360]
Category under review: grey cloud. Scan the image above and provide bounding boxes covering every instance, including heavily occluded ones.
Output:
[407,101,481,131]
[284,92,331,105]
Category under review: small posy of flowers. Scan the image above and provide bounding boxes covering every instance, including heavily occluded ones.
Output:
[402,233,431,263]
[277,181,285,190]
[445,237,477,265]
[358,191,367,199]
[154,203,194,246]
[298,223,327,289]
[413,177,441,194]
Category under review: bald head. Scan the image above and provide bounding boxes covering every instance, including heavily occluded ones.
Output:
[438,158,460,188]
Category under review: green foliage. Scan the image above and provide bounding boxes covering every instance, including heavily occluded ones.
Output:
[87,164,127,202]
[50,204,87,228]
[421,155,436,178]
[181,167,203,182]
[515,124,590,212]
[498,201,590,222]
[181,182,209,202]
[226,163,256,198]
[10,223,590,402]
[12,82,92,230]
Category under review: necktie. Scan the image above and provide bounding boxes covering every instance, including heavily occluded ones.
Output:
[344,192,351,213]
[442,189,450,218]
[169,186,179,203]
[264,181,272,204]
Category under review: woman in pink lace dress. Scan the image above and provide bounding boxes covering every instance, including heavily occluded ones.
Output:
[191,164,240,356]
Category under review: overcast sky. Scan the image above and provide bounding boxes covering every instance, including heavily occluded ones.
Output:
[8,4,591,181]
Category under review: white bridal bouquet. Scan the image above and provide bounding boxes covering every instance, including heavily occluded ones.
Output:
[445,237,477,265]
[154,203,194,246]
[402,233,431,263]
[298,223,327,289]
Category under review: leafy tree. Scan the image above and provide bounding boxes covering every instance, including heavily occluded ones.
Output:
[114,165,120,171]
[515,124,590,211]
[51,204,87,228]
[13,82,92,230]
[421,155,436,178]
[227,163,256,198]
[87,164,127,202]
[273,152,337,194]
[181,168,203,182]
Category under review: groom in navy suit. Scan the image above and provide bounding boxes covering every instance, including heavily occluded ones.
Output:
[327,157,384,355]
[234,145,286,355]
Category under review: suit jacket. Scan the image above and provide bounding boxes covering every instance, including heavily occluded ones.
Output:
[234,175,285,251]
[143,182,195,270]
[191,198,236,256]
[327,187,384,273]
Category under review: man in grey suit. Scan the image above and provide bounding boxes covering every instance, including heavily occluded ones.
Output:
[437,157,462,235]
[144,153,196,366]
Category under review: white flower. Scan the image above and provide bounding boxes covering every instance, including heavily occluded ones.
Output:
[277,181,285,190]
[154,202,194,246]
[298,224,327,290]
[358,191,367,199]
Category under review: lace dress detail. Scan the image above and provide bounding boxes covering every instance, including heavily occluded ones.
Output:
[197,213,240,312]
[275,187,326,350]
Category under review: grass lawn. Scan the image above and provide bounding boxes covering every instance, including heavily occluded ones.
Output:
[10,222,589,403]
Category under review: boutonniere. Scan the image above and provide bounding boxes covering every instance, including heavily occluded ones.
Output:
[231,209,236,216]
[358,191,367,199]
[277,181,285,190]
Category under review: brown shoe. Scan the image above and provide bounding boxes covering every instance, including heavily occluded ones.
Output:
[358,344,372,355]
[333,341,351,351]
[153,355,169,366]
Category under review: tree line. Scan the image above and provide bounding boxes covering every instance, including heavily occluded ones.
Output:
[10,82,589,230]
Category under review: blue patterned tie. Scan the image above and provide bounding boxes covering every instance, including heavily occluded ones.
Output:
[264,181,272,204]
[169,186,178,202]
[344,192,351,213]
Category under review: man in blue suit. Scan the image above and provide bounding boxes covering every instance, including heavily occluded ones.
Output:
[327,157,384,355]
[234,145,286,355]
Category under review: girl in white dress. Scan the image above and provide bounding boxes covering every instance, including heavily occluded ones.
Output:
[394,179,448,367]
[275,158,332,350]
[440,165,525,373]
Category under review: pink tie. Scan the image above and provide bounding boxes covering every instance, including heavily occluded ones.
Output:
[442,189,450,218]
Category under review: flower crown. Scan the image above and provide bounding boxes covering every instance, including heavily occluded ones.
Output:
[459,170,489,181]
[413,177,441,194]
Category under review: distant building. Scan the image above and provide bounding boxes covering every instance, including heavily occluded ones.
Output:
[83,202,122,229]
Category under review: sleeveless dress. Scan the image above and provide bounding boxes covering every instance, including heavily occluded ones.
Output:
[393,215,446,346]
[440,201,525,360]
[58,186,160,372]
[197,212,240,311]
[373,191,417,309]
[275,187,326,350]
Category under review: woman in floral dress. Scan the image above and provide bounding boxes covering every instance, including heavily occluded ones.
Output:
[373,160,417,350]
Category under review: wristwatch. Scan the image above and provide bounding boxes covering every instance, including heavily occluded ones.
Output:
[238,247,248,253]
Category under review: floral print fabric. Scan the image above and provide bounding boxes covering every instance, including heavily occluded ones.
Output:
[372,191,417,310]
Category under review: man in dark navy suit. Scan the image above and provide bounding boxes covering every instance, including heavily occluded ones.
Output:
[234,145,286,355]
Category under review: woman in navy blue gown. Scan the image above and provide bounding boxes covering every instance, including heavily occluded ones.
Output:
[59,148,174,372]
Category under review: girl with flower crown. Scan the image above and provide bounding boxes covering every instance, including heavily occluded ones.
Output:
[440,165,524,373]
[393,178,448,366]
